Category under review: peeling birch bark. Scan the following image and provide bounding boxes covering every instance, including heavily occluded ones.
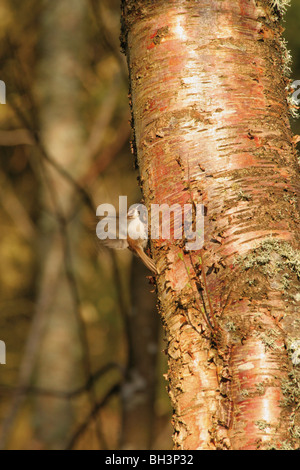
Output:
[121,0,300,450]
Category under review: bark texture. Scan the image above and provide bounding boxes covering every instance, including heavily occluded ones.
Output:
[122,0,300,450]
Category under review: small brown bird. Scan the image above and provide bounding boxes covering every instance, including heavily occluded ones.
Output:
[96,205,157,274]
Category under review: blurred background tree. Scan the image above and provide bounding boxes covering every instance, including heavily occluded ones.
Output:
[0,0,298,450]
[286,2,300,136]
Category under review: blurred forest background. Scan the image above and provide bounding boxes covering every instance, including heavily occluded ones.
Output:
[0,0,299,450]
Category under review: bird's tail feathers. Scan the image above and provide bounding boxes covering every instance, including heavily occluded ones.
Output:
[136,247,157,274]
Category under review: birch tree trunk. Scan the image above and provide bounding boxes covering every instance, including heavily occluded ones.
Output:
[121,0,300,450]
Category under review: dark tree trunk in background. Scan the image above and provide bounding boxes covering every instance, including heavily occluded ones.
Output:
[120,258,159,450]
[121,0,300,449]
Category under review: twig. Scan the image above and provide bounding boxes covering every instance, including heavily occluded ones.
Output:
[0,258,62,449]
[66,383,121,450]
[0,129,34,146]
[190,252,218,332]
[0,169,36,241]
[37,157,107,449]
[179,253,214,336]
[87,0,127,80]
[0,362,124,399]
[9,98,96,214]
[79,117,131,186]
[183,158,218,334]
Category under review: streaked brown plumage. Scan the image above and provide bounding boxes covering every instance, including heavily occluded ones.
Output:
[96,207,157,274]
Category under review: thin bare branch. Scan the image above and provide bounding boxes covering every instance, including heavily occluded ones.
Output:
[66,383,121,450]
[0,169,36,241]
[0,129,34,146]
[0,362,124,399]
